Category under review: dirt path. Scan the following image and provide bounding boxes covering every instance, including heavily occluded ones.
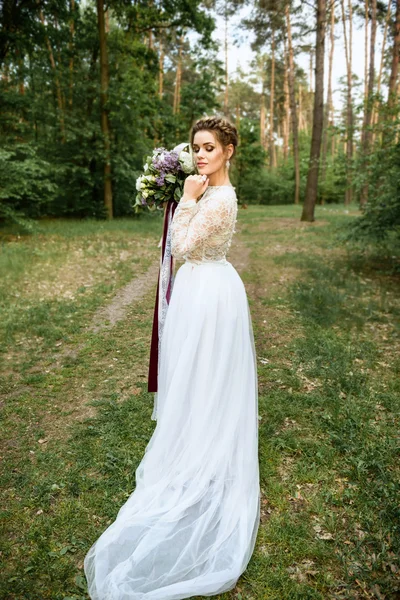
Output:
[89,259,161,334]
[89,221,250,335]
[7,224,252,441]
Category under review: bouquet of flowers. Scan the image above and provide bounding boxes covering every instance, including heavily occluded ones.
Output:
[140,142,197,397]
[134,143,196,214]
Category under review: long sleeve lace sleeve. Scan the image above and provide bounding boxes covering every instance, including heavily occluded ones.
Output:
[171,194,236,261]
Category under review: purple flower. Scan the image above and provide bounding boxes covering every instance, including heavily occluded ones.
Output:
[152,149,182,174]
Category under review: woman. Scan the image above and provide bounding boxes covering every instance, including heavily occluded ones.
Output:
[84,116,260,600]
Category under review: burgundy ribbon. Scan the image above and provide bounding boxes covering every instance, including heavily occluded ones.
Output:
[147,200,178,393]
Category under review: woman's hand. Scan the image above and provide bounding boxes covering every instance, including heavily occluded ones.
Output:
[182,174,209,202]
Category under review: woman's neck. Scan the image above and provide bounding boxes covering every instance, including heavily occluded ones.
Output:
[207,167,230,187]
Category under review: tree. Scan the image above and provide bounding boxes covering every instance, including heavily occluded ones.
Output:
[386,0,400,120]
[269,28,277,167]
[341,0,354,205]
[96,0,113,218]
[360,0,377,206]
[301,0,327,221]
[321,0,335,195]
[285,3,300,204]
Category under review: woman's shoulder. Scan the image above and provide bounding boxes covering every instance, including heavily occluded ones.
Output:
[201,186,237,204]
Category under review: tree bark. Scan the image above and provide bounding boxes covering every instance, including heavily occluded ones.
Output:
[285,3,300,205]
[158,34,164,99]
[97,0,113,219]
[16,48,25,95]
[224,7,229,116]
[283,37,290,162]
[173,35,183,115]
[298,83,303,131]
[361,0,369,147]
[260,76,266,150]
[321,0,335,199]
[302,0,326,222]
[69,0,75,109]
[386,0,400,114]
[382,0,400,147]
[360,0,377,206]
[340,0,353,205]
[269,30,276,168]
[372,0,391,133]
[39,8,65,141]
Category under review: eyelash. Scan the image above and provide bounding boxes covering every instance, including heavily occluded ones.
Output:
[194,148,213,153]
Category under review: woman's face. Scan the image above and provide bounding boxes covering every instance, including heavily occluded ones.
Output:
[192,130,232,177]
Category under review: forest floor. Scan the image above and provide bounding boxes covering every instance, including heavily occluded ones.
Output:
[1,205,399,600]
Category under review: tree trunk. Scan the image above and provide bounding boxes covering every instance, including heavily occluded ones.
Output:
[269,30,276,168]
[372,0,391,133]
[39,8,65,141]
[16,48,25,95]
[321,0,335,199]
[277,121,281,162]
[382,0,400,147]
[260,76,266,150]
[173,36,183,115]
[360,0,377,206]
[69,0,75,109]
[283,37,290,162]
[360,0,368,149]
[97,0,113,219]
[285,4,300,205]
[386,0,400,114]
[340,0,353,205]
[158,34,164,98]
[298,83,303,131]
[302,0,326,222]
[224,8,229,115]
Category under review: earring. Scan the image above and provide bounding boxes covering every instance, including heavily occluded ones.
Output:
[226,160,230,169]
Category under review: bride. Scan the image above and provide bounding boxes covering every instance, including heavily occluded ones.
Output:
[84,116,260,600]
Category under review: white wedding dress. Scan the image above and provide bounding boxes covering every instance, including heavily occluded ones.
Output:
[84,185,260,600]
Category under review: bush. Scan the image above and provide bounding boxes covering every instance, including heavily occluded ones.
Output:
[343,142,400,246]
[0,144,59,221]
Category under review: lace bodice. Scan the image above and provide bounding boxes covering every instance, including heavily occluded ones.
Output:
[171,186,238,263]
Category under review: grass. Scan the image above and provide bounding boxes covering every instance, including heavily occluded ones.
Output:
[0,205,399,600]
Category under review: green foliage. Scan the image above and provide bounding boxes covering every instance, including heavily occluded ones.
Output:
[343,140,400,248]
[0,145,59,225]
[239,161,296,205]
[0,0,221,222]
[318,153,347,205]
[232,118,269,203]
[232,127,312,206]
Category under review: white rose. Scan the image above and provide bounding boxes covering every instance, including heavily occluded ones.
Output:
[136,175,144,191]
[179,150,194,174]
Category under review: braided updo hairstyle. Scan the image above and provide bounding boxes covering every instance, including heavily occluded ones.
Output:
[190,116,239,160]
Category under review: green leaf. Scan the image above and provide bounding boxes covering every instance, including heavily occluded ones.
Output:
[74,575,87,590]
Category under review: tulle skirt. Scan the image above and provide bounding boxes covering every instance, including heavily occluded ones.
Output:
[84,258,260,600]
